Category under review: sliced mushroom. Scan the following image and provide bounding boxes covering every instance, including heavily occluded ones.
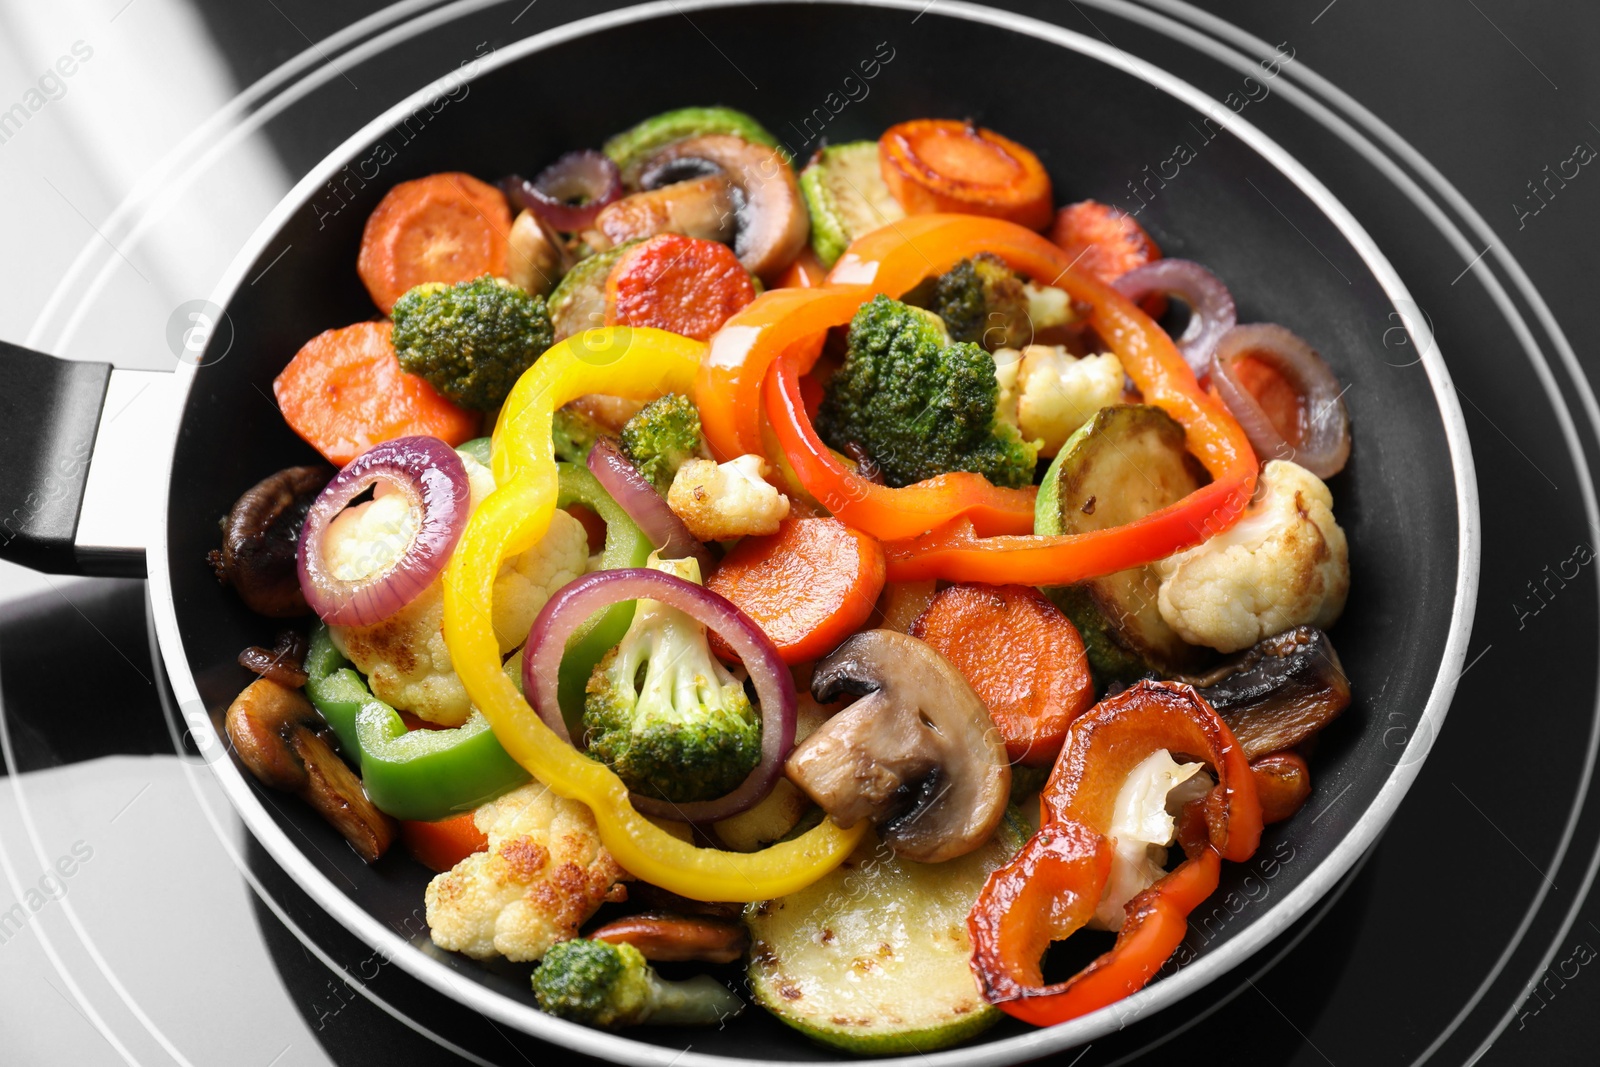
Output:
[637,134,809,282]
[506,209,569,297]
[589,912,749,963]
[1180,626,1351,760]
[591,173,738,250]
[224,677,396,862]
[786,630,1010,863]
[209,465,332,617]
[238,629,310,688]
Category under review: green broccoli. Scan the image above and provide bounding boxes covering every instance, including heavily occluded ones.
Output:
[584,555,761,803]
[391,276,554,410]
[619,393,709,494]
[533,938,744,1028]
[926,252,1033,351]
[552,404,608,463]
[815,294,1039,489]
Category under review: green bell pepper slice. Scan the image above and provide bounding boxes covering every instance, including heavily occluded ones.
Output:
[304,623,529,821]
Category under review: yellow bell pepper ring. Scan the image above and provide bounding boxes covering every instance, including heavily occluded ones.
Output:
[445,327,864,901]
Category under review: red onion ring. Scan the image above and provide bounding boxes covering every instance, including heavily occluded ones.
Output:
[587,437,714,573]
[1209,323,1352,478]
[523,567,795,823]
[1114,258,1236,378]
[297,436,470,627]
[502,150,622,232]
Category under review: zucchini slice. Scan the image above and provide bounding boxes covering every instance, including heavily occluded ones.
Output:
[798,141,906,268]
[746,810,1027,1054]
[545,241,639,341]
[1036,404,1210,681]
[603,106,780,187]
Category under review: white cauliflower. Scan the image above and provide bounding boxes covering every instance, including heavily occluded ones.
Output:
[1090,749,1213,931]
[995,344,1126,457]
[424,780,626,961]
[667,454,790,542]
[1155,459,1350,654]
[327,450,590,725]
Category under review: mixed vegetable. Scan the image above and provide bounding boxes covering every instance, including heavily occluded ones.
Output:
[214,106,1356,1053]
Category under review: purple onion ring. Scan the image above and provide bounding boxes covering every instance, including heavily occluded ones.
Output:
[1114,258,1237,378]
[523,567,795,823]
[296,436,470,627]
[587,437,714,573]
[502,150,622,232]
[1209,323,1352,479]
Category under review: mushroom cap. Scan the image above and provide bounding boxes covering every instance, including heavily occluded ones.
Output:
[785,630,1011,863]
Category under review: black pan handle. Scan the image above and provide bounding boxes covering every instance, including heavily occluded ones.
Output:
[0,340,112,574]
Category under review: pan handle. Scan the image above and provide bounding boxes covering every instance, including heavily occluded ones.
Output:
[0,341,167,577]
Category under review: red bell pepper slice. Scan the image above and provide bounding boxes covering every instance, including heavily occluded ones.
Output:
[968,681,1262,1027]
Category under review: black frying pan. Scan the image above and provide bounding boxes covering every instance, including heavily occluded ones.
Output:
[0,3,1477,1063]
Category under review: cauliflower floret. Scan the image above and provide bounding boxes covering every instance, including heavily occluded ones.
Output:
[1090,749,1213,931]
[1155,459,1350,653]
[327,450,589,725]
[425,780,626,961]
[666,454,790,541]
[994,344,1125,457]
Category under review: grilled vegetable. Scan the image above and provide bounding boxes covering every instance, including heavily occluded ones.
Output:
[1035,404,1210,683]
[604,105,780,187]
[798,140,905,267]
[746,809,1028,1053]
[547,242,639,340]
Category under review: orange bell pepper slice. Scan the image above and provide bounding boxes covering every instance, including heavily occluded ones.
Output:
[968,681,1261,1027]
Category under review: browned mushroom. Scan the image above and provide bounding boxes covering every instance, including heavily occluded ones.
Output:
[591,173,738,250]
[224,677,396,862]
[634,134,809,282]
[785,630,1010,863]
[506,209,570,297]
[589,912,749,964]
[1181,626,1351,760]
[238,629,310,688]
[1250,750,1312,824]
[209,465,331,617]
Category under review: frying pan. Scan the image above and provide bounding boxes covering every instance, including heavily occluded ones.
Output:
[0,2,1478,1063]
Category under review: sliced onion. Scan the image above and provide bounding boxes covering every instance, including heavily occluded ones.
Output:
[524,567,795,822]
[587,437,714,573]
[502,150,622,232]
[297,436,470,627]
[1209,323,1352,478]
[1114,258,1236,378]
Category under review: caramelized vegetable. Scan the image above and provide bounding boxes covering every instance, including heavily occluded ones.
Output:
[209,466,331,617]
[1250,750,1312,824]
[879,120,1052,230]
[1184,626,1351,760]
[589,912,749,963]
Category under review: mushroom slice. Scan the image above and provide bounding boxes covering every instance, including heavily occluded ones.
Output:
[1182,626,1351,760]
[209,465,332,617]
[786,630,1010,863]
[589,912,750,964]
[506,209,569,297]
[591,173,738,249]
[224,677,397,862]
[642,134,809,282]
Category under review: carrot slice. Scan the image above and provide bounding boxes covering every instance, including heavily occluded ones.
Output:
[879,120,1053,230]
[706,516,886,665]
[399,811,488,872]
[911,583,1093,765]
[357,173,511,314]
[604,233,757,341]
[1047,199,1161,284]
[273,321,479,465]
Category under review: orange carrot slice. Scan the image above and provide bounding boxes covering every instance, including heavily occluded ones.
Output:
[879,119,1053,230]
[1047,199,1161,284]
[604,233,757,341]
[357,173,511,314]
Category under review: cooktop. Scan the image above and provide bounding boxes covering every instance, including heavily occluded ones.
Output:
[1,1,1596,1064]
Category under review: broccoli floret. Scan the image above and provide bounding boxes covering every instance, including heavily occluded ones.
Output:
[925,253,1033,351]
[552,404,608,463]
[583,555,760,803]
[815,294,1039,489]
[533,939,744,1028]
[619,393,709,494]
[391,276,554,410]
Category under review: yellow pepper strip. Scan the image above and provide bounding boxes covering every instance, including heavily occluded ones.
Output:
[446,328,864,901]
